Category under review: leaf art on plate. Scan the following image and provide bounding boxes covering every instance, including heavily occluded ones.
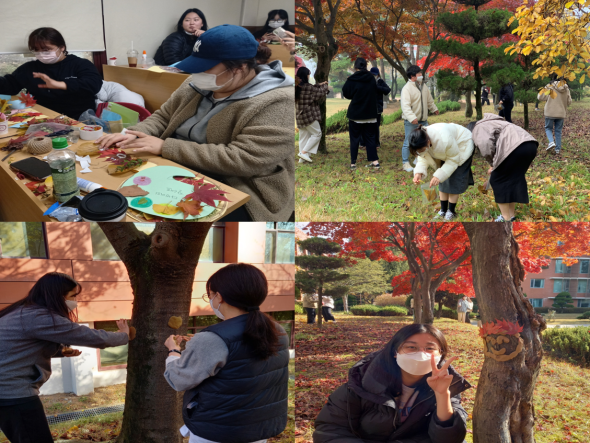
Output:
[152,203,181,215]
[183,178,230,208]
[18,92,37,107]
[99,148,126,158]
[176,199,204,220]
[118,184,149,197]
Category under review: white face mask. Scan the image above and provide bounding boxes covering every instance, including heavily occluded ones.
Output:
[191,69,233,92]
[35,49,62,64]
[210,294,225,320]
[396,352,441,376]
[268,20,285,28]
[416,75,423,82]
[65,300,78,312]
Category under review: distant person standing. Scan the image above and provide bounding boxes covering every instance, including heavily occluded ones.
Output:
[295,67,329,163]
[457,296,470,323]
[322,296,336,322]
[538,74,572,156]
[360,67,391,150]
[481,84,490,106]
[342,58,380,170]
[498,82,514,123]
[400,65,439,173]
[302,293,318,324]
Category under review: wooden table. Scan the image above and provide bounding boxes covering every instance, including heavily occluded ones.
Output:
[0,103,250,222]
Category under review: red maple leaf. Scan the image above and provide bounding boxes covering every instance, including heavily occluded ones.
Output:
[184,179,230,207]
[8,116,25,122]
[479,319,524,337]
[9,135,30,144]
[176,199,204,220]
[99,148,126,158]
[18,92,37,107]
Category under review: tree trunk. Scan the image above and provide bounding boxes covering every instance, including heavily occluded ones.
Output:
[98,223,212,443]
[436,302,443,319]
[523,102,529,130]
[465,90,473,118]
[317,286,323,329]
[392,68,398,100]
[379,59,387,99]
[420,284,434,325]
[315,51,331,154]
[342,295,348,312]
[473,58,483,120]
[463,223,546,443]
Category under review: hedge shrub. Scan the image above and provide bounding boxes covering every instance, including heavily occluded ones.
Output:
[542,326,590,366]
[577,311,590,319]
[351,305,408,316]
[382,109,403,125]
[295,303,304,315]
[374,294,408,307]
[326,109,348,134]
[534,307,590,314]
[437,100,461,113]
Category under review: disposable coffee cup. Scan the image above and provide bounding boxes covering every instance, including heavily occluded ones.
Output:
[79,189,128,222]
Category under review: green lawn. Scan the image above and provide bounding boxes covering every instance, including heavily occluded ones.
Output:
[325,98,351,116]
[296,99,590,222]
[294,313,590,442]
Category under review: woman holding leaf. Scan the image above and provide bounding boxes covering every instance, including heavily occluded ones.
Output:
[313,323,470,443]
[96,25,294,222]
[0,28,102,120]
[410,124,475,221]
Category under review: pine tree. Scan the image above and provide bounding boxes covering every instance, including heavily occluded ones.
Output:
[552,291,574,313]
[436,69,477,117]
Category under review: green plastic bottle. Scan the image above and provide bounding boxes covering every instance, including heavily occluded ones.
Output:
[47,137,80,203]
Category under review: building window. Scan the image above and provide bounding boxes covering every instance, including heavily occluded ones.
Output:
[580,260,589,274]
[90,223,224,262]
[0,52,94,77]
[530,279,544,289]
[529,298,543,308]
[553,279,570,293]
[578,279,588,294]
[94,321,128,369]
[0,222,47,258]
[580,299,590,308]
[265,222,295,264]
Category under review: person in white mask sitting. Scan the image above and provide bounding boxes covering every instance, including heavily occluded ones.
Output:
[313,324,471,443]
[97,25,294,222]
[0,27,102,119]
[252,9,294,43]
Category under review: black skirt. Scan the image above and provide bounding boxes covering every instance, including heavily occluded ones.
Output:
[490,141,538,204]
[439,153,475,195]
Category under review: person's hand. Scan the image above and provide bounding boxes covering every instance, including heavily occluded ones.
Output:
[194,30,205,37]
[165,335,181,351]
[63,348,82,357]
[434,110,440,115]
[118,130,164,155]
[499,100,503,104]
[264,32,280,42]
[280,30,295,52]
[427,354,458,395]
[33,72,67,90]
[177,334,194,342]
[413,173,424,184]
[96,133,137,150]
[430,176,440,187]
[116,319,130,335]
[487,167,493,175]
[411,119,418,124]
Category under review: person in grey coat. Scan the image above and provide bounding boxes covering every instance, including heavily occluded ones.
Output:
[313,323,470,443]
[0,272,129,443]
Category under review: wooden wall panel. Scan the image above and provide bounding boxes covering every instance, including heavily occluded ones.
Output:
[45,223,93,260]
[0,259,72,281]
[77,301,133,322]
[72,261,129,282]
[0,282,35,303]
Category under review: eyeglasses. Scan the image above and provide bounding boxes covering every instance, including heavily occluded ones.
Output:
[399,343,440,355]
[201,293,211,303]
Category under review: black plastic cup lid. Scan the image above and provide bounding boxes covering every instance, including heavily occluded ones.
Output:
[79,189,128,221]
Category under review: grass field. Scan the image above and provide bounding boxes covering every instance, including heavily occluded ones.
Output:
[294,313,590,443]
[296,99,590,222]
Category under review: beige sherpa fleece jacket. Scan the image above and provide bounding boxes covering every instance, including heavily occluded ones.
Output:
[128,77,295,221]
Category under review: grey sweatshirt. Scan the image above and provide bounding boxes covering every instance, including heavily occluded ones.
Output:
[175,60,294,144]
[0,306,129,398]
[164,331,228,392]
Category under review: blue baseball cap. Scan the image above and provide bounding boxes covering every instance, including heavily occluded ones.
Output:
[370,67,380,76]
[176,24,260,74]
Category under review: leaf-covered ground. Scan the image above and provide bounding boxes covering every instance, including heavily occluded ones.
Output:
[294,313,590,443]
[295,99,590,222]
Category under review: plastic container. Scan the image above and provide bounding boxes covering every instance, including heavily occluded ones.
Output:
[77,177,103,193]
[66,127,80,145]
[127,49,138,67]
[0,119,8,135]
[79,125,104,140]
[420,182,438,204]
[79,189,128,222]
[9,100,26,110]
[47,138,80,203]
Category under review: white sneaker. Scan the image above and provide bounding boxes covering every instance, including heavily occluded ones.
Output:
[412,157,418,165]
[546,142,556,151]
[495,214,505,222]
[402,162,414,172]
[298,158,305,163]
[298,152,312,162]
[444,211,456,221]
[433,210,445,220]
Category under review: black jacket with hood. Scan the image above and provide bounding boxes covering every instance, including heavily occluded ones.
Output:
[376,78,392,114]
[313,338,471,443]
[154,32,197,66]
[342,70,379,120]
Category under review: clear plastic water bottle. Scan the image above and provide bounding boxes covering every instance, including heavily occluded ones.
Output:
[48,137,80,203]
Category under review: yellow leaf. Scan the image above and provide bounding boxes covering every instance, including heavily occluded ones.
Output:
[153,204,181,215]
[522,46,534,56]
[581,74,586,84]
[565,1,574,7]
[549,216,559,222]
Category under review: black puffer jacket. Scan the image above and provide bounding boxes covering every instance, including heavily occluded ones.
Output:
[342,70,379,120]
[154,32,197,66]
[499,84,514,107]
[376,78,392,114]
[313,345,471,443]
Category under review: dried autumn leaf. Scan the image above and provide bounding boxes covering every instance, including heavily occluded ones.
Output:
[176,199,204,220]
[18,92,37,107]
[153,203,181,216]
[99,148,126,158]
[184,179,230,207]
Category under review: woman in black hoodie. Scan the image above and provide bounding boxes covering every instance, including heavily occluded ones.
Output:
[313,323,471,443]
[154,9,209,66]
[0,28,102,120]
[342,57,380,170]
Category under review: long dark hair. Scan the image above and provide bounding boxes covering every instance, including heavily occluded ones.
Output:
[363,324,449,398]
[28,27,68,55]
[177,8,209,33]
[0,272,80,322]
[206,263,283,360]
[295,67,311,102]
[263,9,290,29]
[408,124,430,156]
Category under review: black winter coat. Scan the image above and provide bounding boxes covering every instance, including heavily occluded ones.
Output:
[154,32,197,66]
[313,349,471,443]
[376,78,392,114]
[499,84,514,107]
[342,70,379,120]
[0,55,101,120]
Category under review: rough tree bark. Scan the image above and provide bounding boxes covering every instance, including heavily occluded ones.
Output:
[465,90,473,118]
[316,285,323,329]
[464,223,546,443]
[98,222,212,443]
[342,295,348,312]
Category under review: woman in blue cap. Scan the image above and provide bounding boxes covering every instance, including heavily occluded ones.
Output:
[97,25,294,222]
